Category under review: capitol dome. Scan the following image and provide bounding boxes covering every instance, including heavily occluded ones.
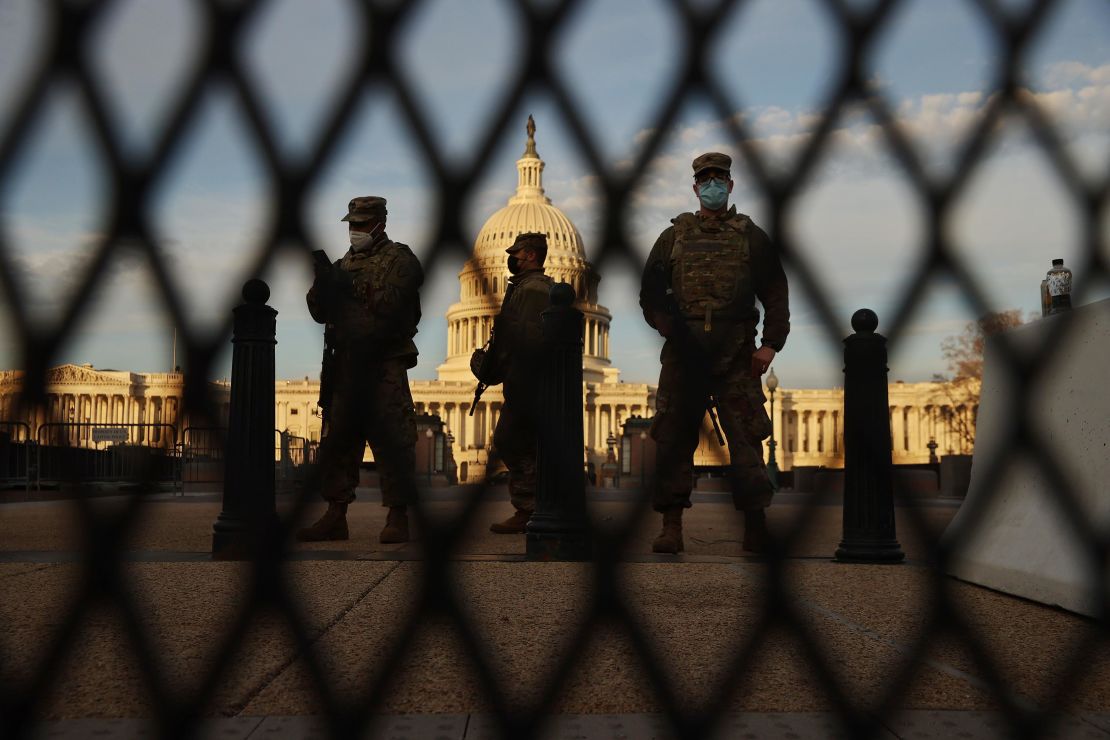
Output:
[436,117,615,384]
[471,119,586,266]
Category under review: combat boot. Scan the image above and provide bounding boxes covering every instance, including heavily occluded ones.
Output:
[652,508,684,554]
[489,508,532,534]
[743,508,768,553]
[379,506,409,544]
[296,501,349,542]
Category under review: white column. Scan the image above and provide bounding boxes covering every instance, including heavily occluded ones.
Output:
[937,407,949,454]
[460,404,468,449]
[827,408,835,455]
[816,410,825,454]
[592,405,600,451]
[891,405,905,454]
[807,411,815,453]
[907,406,920,456]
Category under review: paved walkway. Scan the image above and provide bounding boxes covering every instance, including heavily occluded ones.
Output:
[3,487,1106,738]
[28,711,1110,739]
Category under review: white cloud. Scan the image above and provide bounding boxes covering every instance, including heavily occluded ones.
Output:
[3,44,1107,386]
[1043,61,1110,89]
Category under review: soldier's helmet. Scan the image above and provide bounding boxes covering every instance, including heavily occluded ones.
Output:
[505,232,548,255]
[692,152,732,178]
[341,196,387,223]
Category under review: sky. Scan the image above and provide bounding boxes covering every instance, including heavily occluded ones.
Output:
[0,0,1107,388]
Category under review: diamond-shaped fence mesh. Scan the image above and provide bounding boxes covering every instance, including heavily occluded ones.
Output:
[0,0,1107,738]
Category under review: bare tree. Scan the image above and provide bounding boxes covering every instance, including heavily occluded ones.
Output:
[933,310,1026,451]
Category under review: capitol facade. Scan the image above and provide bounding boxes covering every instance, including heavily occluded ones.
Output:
[0,120,979,479]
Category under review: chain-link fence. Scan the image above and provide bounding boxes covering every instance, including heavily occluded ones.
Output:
[0,0,1107,738]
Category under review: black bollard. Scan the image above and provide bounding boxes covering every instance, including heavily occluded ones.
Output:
[213,279,278,559]
[835,309,905,563]
[526,283,591,561]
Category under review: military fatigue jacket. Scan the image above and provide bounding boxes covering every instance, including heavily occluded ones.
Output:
[487,268,554,389]
[307,233,424,367]
[639,206,789,360]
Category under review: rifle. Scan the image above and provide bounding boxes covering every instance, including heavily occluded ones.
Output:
[469,281,516,416]
[661,287,727,447]
[318,325,337,429]
[312,250,338,430]
[469,330,496,417]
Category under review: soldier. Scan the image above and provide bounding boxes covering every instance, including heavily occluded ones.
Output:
[471,232,554,534]
[640,152,789,554]
[297,196,424,544]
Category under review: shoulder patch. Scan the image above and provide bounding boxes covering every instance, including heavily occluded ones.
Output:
[726,212,751,234]
[671,212,697,227]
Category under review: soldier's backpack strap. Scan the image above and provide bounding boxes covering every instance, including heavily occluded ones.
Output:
[377,241,422,337]
[396,242,423,333]
[669,212,699,269]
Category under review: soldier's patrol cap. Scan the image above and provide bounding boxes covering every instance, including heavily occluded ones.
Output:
[692,152,732,177]
[505,232,548,254]
[341,196,387,222]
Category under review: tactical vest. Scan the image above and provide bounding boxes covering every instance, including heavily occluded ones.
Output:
[493,270,553,388]
[334,241,421,345]
[669,211,755,333]
[508,271,554,349]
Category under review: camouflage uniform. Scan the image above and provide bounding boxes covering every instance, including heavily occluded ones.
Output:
[640,175,789,515]
[482,235,554,513]
[307,197,423,510]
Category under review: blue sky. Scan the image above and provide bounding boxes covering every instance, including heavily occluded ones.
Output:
[0,0,1107,387]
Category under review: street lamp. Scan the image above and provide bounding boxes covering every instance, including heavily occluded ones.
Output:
[765,367,780,490]
[639,430,647,490]
[425,428,434,485]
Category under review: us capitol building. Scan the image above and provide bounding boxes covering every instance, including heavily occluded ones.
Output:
[0,120,977,476]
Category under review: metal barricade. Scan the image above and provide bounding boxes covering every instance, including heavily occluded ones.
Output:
[179,427,227,494]
[34,423,179,489]
[0,421,32,492]
[276,429,312,492]
[0,1,1104,738]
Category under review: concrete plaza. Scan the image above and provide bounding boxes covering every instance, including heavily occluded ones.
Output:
[2,486,1108,739]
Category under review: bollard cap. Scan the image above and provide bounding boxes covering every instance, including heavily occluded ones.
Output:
[550,282,575,307]
[851,308,878,334]
[242,279,270,305]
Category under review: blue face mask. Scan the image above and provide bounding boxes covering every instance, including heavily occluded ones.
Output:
[697,178,729,211]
